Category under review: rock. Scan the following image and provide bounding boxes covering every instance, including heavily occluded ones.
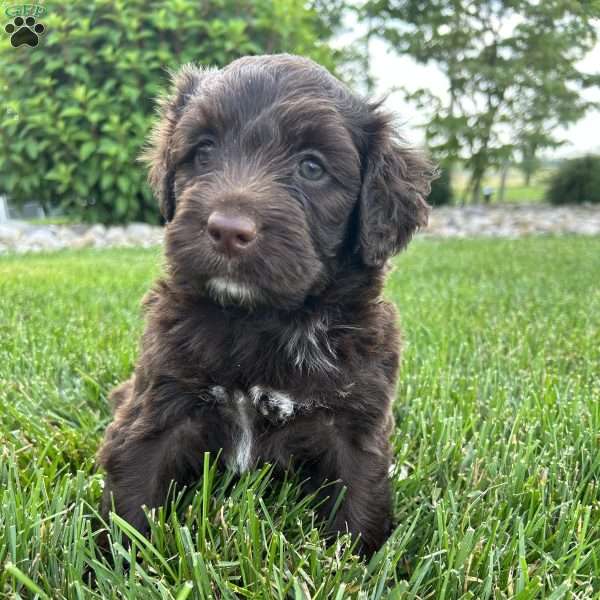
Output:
[126,223,160,247]
[126,222,153,237]
[24,228,64,251]
[56,228,78,243]
[69,231,97,249]
[105,226,129,246]
[0,224,21,245]
[69,224,89,236]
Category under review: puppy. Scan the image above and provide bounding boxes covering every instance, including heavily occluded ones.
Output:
[98,54,432,556]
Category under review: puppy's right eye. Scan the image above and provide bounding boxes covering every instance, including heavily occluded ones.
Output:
[299,158,324,181]
[194,139,215,168]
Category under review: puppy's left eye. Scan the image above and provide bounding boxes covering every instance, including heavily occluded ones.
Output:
[299,157,326,181]
[194,138,215,167]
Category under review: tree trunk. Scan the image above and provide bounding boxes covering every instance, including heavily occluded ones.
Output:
[498,161,510,204]
[470,160,486,204]
[0,196,9,223]
[461,177,471,205]
[38,199,50,217]
[471,175,482,204]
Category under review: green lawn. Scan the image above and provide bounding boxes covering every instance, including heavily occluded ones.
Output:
[453,168,550,203]
[1,238,599,599]
[452,183,546,204]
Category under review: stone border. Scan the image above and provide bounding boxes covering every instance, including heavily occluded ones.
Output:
[1,205,599,254]
[423,204,600,238]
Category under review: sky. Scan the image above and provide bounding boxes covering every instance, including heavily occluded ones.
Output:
[336,21,600,158]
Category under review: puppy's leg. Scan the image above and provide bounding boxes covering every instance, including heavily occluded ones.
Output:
[332,451,392,556]
[269,417,393,557]
[98,411,216,539]
[319,446,392,557]
[107,377,135,413]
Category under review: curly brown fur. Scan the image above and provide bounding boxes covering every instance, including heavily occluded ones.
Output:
[98,54,433,556]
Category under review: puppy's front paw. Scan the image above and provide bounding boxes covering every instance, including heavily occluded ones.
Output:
[249,386,295,423]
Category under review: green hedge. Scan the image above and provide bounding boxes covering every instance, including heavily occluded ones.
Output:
[0,0,344,223]
[546,155,600,205]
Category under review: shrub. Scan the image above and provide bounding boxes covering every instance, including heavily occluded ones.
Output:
[0,0,346,223]
[546,155,600,205]
[427,165,453,206]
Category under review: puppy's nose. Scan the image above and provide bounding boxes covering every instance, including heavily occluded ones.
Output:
[207,212,257,256]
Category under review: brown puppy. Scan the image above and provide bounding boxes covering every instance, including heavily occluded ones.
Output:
[98,54,433,556]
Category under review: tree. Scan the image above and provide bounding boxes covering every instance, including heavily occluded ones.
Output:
[546,154,600,204]
[427,164,453,205]
[0,0,348,223]
[365,0,600,202]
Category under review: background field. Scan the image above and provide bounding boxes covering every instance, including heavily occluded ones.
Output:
[451,167,551,204]
[1,237,599,598]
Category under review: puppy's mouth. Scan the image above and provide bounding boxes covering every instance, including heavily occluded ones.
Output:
[206,276,262,307]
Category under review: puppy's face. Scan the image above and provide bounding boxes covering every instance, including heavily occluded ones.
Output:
[145,55,432,309]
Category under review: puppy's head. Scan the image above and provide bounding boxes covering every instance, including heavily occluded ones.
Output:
[144,54,433,309]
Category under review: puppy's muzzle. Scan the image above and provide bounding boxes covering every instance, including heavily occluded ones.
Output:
[207,211,257,258]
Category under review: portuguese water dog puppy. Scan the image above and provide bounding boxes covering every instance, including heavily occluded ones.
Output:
[98,54,433,556]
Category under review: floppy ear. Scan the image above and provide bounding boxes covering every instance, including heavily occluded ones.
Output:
[142,64,205,222]
[358,109,434,267]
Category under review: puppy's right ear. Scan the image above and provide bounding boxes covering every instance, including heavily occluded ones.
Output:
[142,65,205,222]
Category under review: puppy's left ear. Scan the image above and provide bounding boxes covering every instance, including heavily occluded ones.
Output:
[358,108,434,267]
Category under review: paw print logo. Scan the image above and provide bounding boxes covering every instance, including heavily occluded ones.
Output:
[5,16,45,48]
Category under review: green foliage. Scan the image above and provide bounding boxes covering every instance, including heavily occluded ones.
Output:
[366,0,600,202]
[427,165,453,206]
[0,0,345,223]
[1,238,600,596]
[546,155,600,205]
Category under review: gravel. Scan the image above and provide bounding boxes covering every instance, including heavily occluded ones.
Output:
[0,222,162,254]
[424,204,600,238]
[1,204,599,254]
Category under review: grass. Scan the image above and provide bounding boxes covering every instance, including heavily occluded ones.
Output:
[21,216,81,226]
[497,183,546,203]
[1,237,599,598]
[453,167,550,203]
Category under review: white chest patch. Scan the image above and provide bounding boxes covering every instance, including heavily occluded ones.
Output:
[208,385,299,473]
[230,390,254,473]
